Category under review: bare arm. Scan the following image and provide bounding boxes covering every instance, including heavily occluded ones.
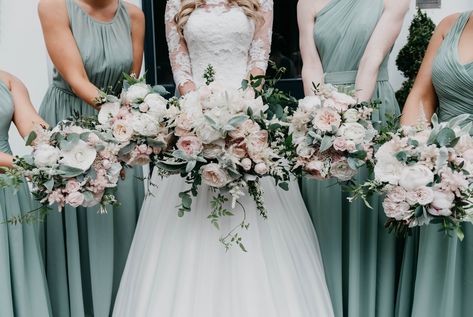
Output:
[38,0,105,108]
[0,71,47,168]
[126,3,146,75]
[355,0,410,102]
[298,0,325,96]
[401,15,458,126]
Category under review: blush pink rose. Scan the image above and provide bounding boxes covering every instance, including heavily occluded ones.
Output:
[65,179,81,194]
[177,136,203,156]
[333,137,347,152]
[312,108,341,132]
[65,191,85,208]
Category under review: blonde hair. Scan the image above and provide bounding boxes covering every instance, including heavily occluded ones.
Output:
[175,0,263,36]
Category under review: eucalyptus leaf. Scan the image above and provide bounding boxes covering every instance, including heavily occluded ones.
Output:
[436,127,456,147]
[320,135,334,152]
[186,160,197,173]
[25,131,37,146]
[59,165,85,178]
[227,115,249,128]
[44,179,55,191]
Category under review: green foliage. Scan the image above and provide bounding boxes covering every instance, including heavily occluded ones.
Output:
[395,9,436,107]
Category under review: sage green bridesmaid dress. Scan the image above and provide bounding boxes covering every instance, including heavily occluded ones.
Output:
[0,80,52,316]
[301,1,402,316]
[38,1,145,316]
[396,11,473,317]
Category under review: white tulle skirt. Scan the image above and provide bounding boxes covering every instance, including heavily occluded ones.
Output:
[113,171,334,317]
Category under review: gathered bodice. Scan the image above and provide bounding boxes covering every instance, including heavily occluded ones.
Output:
[52,0,133,95]
[0,80,13,154]
[432,11,473,122]
[165,0,273,89]
[314,0,387,83]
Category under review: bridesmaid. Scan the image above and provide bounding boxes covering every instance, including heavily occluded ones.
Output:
[398,11,473,317]
[297,0,409,316]
[0,70,52,316]
[37,0,145,316]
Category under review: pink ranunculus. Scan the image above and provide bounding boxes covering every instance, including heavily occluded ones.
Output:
[65,191,85,208]
[240,158,252,171]
[176,136,203,156]
[333,137,348,152]
[312,107,341,132]
[65,179,81,194]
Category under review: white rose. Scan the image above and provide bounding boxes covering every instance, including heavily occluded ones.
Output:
[398,165,434,191]
[338,123,366,144]
[144,93,168,120]
[240,158,252,171]
[313,107,341,132]
[34,144,61,167]
[124,83,150,103]
[374,157,403,184]
[112,120,134,143]
[132,114,159,137]
[330,159,357,181]
[343,108,360,123]
[201,163,230,188]
[299,96,322,113]
[254,162,269,175]
[428,190,455,216]
[60,140,97,171]
[98,102,120,125]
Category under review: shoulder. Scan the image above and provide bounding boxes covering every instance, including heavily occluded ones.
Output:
[436,13,462,38]
[124,2,145,25]
[38,0,67,18]
[297,0,317,20]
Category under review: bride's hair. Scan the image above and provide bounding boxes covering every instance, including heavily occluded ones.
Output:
[175,0,263,36]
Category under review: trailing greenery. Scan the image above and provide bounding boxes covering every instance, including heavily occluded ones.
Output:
[395,8,436,107]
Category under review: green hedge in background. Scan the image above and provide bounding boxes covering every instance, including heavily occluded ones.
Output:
[396,8,436,108]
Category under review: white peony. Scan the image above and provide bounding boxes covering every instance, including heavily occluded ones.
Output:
[428,190,455,216]
[398,165,434,191]
[374,156,404,184]
[338,123,366,144]
[98,102,120,125]
[132,113,159,137]
[342,108,360,123]
[34,144,61,167]
[60,140,97,171]
[196,125,222,144]
[415,187,435,205]
[201,163,230,188]
[124,83,150,103]
[299,96,322,113]
[143,93,168,120]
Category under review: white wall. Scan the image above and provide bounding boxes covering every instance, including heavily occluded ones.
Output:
[389,0,473,91]
[0,0,142,156]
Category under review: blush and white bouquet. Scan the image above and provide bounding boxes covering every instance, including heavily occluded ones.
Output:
[290,84,378,181]
[13,120,123,214]
[97,75,172,166]
[350,114,473,239]
[156,67,291,250]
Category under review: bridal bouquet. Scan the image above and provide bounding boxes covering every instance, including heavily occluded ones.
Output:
[350,114,473,239]
[290,85,378,181]
[156,68,291,250]
[97,75,172,166]
[13,120,123,214]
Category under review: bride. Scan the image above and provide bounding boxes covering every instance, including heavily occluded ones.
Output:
[113,1,334,316]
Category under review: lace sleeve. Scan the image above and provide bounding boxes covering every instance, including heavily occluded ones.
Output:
[165,0,193,87]
[248,0,273,73]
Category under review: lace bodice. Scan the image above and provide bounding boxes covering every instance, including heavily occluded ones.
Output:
[165,0,273,89]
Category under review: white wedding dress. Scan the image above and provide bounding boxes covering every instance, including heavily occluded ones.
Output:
[112,1,335,316]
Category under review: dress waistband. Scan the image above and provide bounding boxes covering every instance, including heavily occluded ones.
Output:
[324,68,389,85]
